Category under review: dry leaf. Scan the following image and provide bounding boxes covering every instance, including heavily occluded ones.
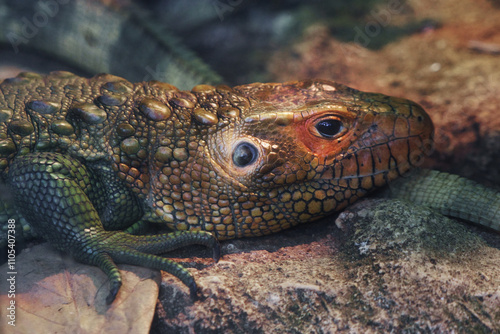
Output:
[0,244,160,334]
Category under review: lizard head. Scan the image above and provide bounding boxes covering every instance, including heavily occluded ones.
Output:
[148,79,433,239]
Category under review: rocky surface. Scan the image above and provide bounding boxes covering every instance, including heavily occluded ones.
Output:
[152,199,500,333]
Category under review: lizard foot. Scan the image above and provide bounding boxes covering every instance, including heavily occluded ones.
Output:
[81,230,220,304]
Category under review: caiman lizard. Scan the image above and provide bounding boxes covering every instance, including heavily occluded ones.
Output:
[0,72,498,304]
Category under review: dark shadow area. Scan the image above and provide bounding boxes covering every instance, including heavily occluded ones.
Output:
[146,0,437,85]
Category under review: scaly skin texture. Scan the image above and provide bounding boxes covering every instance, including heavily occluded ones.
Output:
[0,71,434,302]
[385,168,500,231]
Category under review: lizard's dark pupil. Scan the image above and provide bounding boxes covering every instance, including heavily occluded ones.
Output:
[233,142,258,167]
[316,119,343,138]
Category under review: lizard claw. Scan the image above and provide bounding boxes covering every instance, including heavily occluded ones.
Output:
[213,240,221,263]
[106,282,121,305]
[189,280,199,300]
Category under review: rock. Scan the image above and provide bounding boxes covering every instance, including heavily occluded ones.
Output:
[152,199,500,333]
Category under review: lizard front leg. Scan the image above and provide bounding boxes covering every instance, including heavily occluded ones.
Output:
[7,152,219,303]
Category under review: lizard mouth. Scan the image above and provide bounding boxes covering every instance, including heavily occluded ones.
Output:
[319,132,434,182]
[315,94,435,186]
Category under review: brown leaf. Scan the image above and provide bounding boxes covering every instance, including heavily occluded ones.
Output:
[0,244,160,334]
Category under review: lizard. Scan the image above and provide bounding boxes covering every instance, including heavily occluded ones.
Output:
[0,71,498,304]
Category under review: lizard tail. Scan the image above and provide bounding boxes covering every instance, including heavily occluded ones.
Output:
[384,168,500,232]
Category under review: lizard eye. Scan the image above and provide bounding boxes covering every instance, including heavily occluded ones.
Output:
[314,118,344,138]
[233,142,258,167]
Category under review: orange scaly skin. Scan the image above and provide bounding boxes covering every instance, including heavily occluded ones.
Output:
[202,80,433,237]
[0,72,433,302]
